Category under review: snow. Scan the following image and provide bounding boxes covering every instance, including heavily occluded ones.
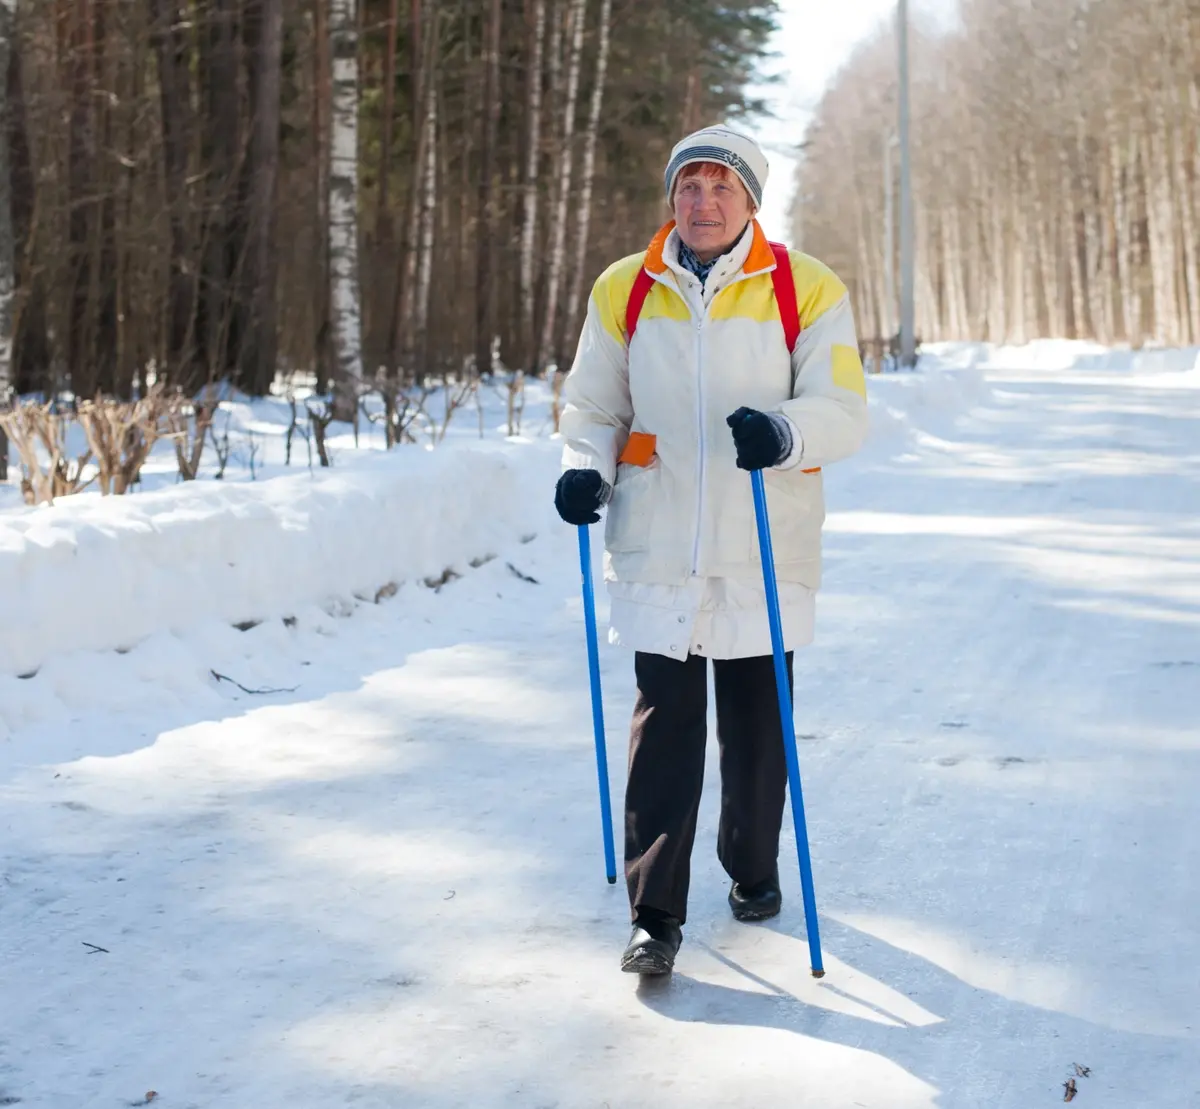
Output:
[0,380,559,677]
[0,442,550,679]
[2,344,1199,1107]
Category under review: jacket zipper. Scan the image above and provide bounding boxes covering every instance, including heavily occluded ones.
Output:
[688,265,766,576]
[655,256,773,578]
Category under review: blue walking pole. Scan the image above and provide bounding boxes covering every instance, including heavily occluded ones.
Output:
[751,469,825,977]
[578,524,618,884]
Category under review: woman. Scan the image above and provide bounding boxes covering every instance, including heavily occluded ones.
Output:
[554,125,868,975]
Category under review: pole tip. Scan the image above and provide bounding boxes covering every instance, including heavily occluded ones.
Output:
[607,876,617,885]
[811,968,825,979]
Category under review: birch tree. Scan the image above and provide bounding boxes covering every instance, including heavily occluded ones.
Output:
[242,0,284,395]
[0,0,779,411]
[329,0,363,417]
[0,0,14,480]
[518,0,545,371]
[474,0,502,377]
[563,0,613,349]
[794,0,1200,346]
[536,0,586,374]
[149,0,198,388]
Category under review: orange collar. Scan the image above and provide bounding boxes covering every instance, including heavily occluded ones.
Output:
[643,218,776,276]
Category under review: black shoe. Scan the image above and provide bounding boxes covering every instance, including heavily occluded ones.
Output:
[728,874,782,922]
[620,911,682,975]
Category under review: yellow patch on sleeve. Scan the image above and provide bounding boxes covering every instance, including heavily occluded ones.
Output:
[831,344,867,398]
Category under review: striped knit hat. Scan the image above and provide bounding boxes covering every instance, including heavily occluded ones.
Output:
[664,125,769,210]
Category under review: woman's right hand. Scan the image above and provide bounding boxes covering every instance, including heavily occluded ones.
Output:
[554,469,612,525]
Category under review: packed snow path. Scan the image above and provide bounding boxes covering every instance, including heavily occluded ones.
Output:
[3,361,1198,1108]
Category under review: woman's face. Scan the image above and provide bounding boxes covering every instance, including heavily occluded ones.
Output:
[672,165,755,262]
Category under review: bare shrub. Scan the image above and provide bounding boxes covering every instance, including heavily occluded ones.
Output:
[167,386,219,480]
[76,387,175,495]
[0,401,94,505]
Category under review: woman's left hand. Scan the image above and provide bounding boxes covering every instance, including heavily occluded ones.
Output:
[726,407,794,471]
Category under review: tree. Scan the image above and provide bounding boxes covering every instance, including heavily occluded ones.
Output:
[0,0,779,410]
[329,0,363,417]
[563,0,612,350]
[792,0,1200,347]
[474,0,501,377]
[0,0,13,480]
[536,0,585,375]
[149,0,199,390]
[240,0,284,396]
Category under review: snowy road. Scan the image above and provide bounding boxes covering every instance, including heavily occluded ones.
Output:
[2,361,1198,1108]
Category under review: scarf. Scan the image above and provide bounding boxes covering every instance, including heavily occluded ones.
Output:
[675,223,751,288]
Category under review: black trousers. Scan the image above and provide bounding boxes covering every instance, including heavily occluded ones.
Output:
[624,649,794,924]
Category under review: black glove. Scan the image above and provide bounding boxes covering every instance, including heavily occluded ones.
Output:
[726,407,794,471]
[554,468,612,525]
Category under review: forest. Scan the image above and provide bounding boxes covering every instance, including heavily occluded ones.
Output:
[793,0,1200,348]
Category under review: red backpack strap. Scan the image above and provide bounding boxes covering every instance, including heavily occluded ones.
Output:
[768,241,801,354]
[625,267,656,344]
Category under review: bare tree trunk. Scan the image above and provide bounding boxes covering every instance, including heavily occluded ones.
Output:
[536,0,586,374]
[986,186,1005,341]
[518,0,544,371]
[1146,113,1180,344]
[1189,80,1200,343]
[149,0,199,391]
[312,0,332,391]
[855,205,878,340]
[367,0,398,371]
[1027,154,1060,337]
[1060,152,1084,339]
[376,0,398,240]
[474,0,501,377]
[1078,126,1106,344]
[240,0,282,395]
[0,0,13,480]
[330,0,363,416]
[1009,155,1029,344]
[91,0,118,397]
[65,0,98,398]
[413,82,436,374]
[681,68,700,133]
[199,0,241,382]
[112,0,142,399]
[6,13,45,398]
[1112,121,1136,343]
[563,0,612,353]
[943,207,966,338]
[1171,115,1200,344]
[391,0,435,381]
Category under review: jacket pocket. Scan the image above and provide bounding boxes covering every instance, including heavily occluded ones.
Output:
[751,468,825,564]
[605,461,657,554]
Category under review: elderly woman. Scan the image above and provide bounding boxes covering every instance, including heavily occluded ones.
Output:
[555,125,868,975]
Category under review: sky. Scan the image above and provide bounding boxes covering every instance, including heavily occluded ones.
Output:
[748,0,960,240]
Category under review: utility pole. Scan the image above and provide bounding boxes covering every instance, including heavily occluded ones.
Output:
[883,129,895,343]
[897,0,916,367]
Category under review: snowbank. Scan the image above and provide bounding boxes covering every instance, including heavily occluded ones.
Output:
[0,357,994,676]
[0,442,555,677]
[8,339,1188,677]
[924,339,1200,376]
[862,357,992,449]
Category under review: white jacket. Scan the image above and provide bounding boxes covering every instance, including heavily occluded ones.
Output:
[559,220,868,659]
